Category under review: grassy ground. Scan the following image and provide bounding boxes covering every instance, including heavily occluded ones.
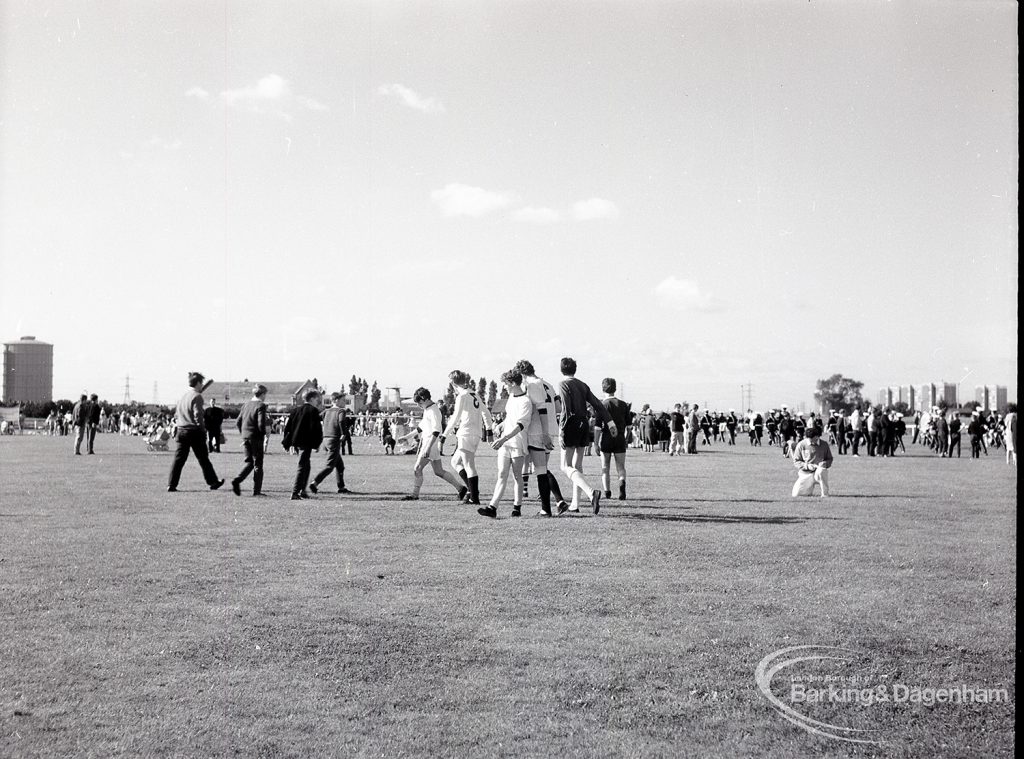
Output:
[0,431,1015,758]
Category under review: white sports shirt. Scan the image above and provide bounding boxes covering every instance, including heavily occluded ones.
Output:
[442,388,492,439]
[524,375,557,445]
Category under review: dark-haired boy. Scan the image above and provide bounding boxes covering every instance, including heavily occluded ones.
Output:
[282,389,324,500]
[167,372,224,492]
[557,357,616,514]
[311,392,351,494]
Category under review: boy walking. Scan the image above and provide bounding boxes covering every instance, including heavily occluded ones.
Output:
[311,392,351,494]
[281,390,324,500]
[232,384,269,496]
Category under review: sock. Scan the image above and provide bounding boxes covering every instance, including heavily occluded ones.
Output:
[547,471,564,502]
[458,468,468,484]
[523,474,530,496]
[537,473,551,512]
[468,476,480,504]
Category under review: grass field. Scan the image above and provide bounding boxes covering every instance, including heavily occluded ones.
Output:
[0,431,1015,758]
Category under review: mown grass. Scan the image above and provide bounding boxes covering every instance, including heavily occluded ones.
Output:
[0,432,1015,757]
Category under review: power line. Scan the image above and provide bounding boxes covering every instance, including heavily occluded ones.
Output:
[122,375,131,405]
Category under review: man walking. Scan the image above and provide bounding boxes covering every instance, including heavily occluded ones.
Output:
[281,390,324,500]
[231,384,269,496]
[311,392,351,495]
[167,372,224,492]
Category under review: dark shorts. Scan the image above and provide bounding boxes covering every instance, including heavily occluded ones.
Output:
[560,414,589,449]
[600,433,627,455]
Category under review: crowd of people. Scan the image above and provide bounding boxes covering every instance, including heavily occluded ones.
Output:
[46,365,1017,511]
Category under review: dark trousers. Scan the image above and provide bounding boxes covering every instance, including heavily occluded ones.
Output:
[313,438,345,490]
[87,425,98,453]
[851,430,862,455]
[341,434,353,456]
[207,426,222,452]
[293,447,313,495]
[234,435,265,493]
[169,427,220,488]
[970,435,981,458]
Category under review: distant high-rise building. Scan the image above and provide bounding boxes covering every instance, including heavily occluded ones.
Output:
[942,382,958,409]
[901,385,915,410]
[2,336,53,403]
[988,385,1008,414]
[975,385,989,411]
[920,384,935,412]
[876,388,891,407]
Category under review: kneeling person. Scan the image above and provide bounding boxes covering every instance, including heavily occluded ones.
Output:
[791,425,833,497]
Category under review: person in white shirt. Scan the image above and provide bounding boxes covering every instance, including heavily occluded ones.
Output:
[1004,404,1017,466]
[439,370,492,506]
[791,425,834,497]
[402,387,468,501]
[515,359,569,517]
[478,370,533,519]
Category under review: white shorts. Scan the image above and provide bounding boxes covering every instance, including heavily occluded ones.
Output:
[497,446,526,467]
[420,437,441,462]
[456,433,481,453]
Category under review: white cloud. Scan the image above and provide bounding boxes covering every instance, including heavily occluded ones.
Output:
[296,95,328,111]
[221,74,289,107]
[145,136,182,151]
[431,184,516,217]
[511,206,561,224]
[377,83,446,114]
[186,75,327,119]
[572,197,620,221]
[653,277,722,312]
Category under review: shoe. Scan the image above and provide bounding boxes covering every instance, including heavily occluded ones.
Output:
[591,490,602,514]
[477,505,497,518]
[457,486,469,502]
[300,490,310,498]
[167,486,177,492]
[290,494,303,501]
[210,479,225,491]
[511,508,521,518]
[401,494,419,501]
[87,451,94,455]
[252,492,266,497]
[537,508,552,517]
[604,490,612,498]
[618,483,626,501]
[556,500,570,515]
[74,452,81,455]
[338,487,351,493]
[309,482,319,494]
[231,481,241,496]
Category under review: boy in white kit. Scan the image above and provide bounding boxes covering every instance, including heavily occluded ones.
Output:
[515,359,569,517]
[402,387,469,501]
[439,369,492,506]
[477,369,533,519]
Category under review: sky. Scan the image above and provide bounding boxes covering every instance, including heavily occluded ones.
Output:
[0,0,1017,411]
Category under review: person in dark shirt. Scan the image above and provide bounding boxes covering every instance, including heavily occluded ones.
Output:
[204,399,225,453]
[947,414,963,458]
[311,392,350,494]
[669,404,686,455]
[87,394,101,454]
[967,411,986,459]
[599,378,631,501]
[557,357,616,514]
[232,384,268,496]
[282,390,324,500]
[726,410,738,445]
